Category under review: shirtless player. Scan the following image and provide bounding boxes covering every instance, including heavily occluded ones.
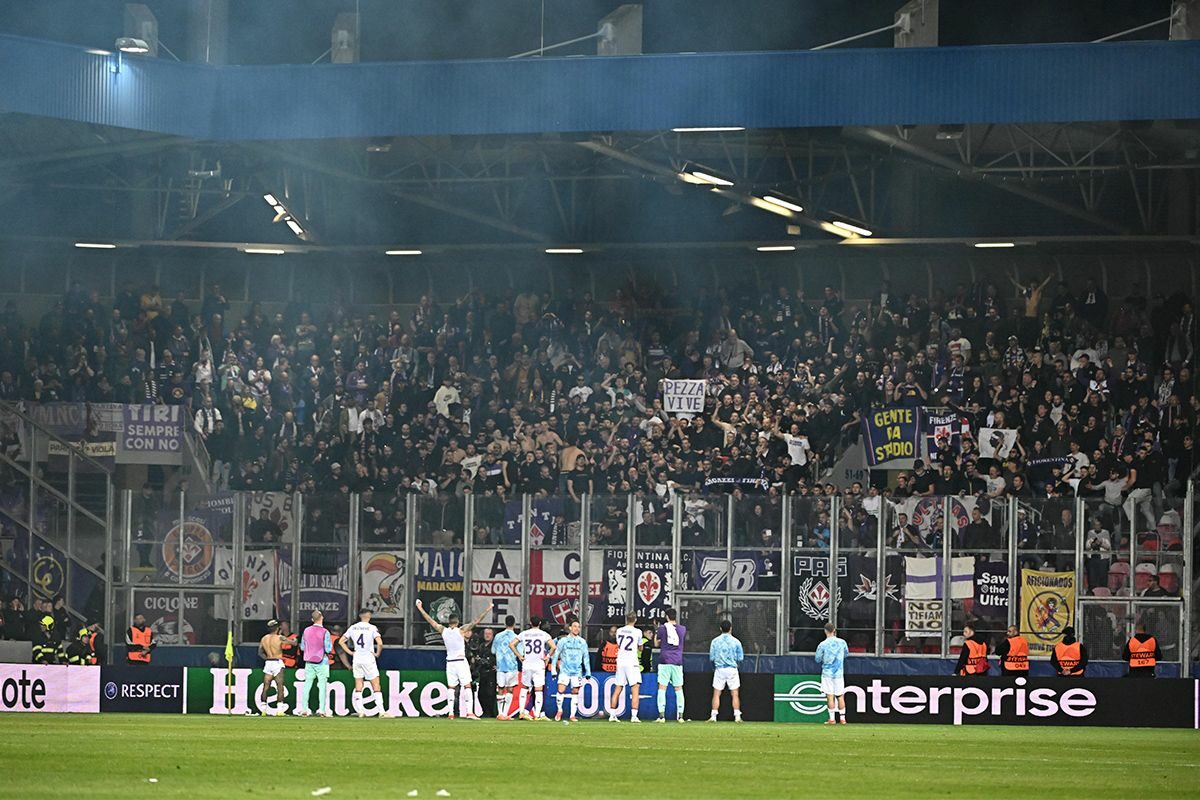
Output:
[258,618,288,715]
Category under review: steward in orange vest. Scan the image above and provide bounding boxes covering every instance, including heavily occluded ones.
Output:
[125,614,155,665]
[278,621,299,669]
[1051,626,1088,676]
[599,627,619,672]
[995,625,1029,676]
[955,623,990,676]
[1122,623,1161,678]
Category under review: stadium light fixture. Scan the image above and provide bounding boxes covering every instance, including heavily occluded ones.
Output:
[672,127,745,133]
[761,195,804,214]
[74,242,117,249]
[115,37,151,54]
[241,248,285,255]
[828,220,873,237]
[385,250,423,256]
[973,242,1016,248]
[689,171,735,187]
[756,245,796,252]
[545,248,585,254]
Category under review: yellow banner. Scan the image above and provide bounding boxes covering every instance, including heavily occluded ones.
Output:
[1019,569,1076,656]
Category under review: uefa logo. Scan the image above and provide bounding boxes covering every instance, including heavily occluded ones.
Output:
[774,680,826,716]
[104,681,118,700]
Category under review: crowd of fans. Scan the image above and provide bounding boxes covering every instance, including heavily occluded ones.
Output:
[2,271,1196,606]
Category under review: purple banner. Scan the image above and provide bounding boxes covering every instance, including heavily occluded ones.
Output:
[122,405,185,453]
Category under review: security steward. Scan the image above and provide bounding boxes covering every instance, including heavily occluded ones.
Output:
[1122,623,1161,678]
[994,625,1029,677]
[328,623,351,670]
[278,620,299,671]
[1051,626,1088,676]
[954,623,990,676]
[599,623,619,673]
[32,615,63,664]
[126,613,156,665]
[84,622,103,665]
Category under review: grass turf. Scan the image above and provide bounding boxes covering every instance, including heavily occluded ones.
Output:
[1,715,1197,799]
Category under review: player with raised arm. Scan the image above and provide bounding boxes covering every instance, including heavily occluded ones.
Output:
[491,615,520,719]
[511,616,556,720]
[814,622,850,725]
[551,619,591,722]
[708,619,744,723]
[256,618,287,715]
[341,608,385,717]
[607,612,644,722]
[415,598,493,719]
[655,607,687,723]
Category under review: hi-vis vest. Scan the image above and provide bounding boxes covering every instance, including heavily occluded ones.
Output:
[1054,641,1083,675]
[963,639,989,675]
[86,632,99,665]
[280,637,299,668]
[1003,636,1029,672]
[328,634,342,667]
[1127,636,1157,669]
[600,641,618,672]
[127,625,152,663]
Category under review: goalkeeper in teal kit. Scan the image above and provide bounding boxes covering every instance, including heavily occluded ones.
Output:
[550,618,591,721]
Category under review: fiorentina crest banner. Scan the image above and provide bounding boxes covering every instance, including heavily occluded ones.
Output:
[661,379,706,417]
[602,549,672,623]
[921,409,967,456]
[861,408,920,467]
[213,549,276,620]
[152,496,235,585]
[1020,569,1076,656]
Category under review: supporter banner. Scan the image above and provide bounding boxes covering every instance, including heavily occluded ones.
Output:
[861,408,920,467]
[921,409,967,456]
[99,665,184,713]
[121,404,184,453]
[153,495,234,585]
[213,549,275,620]
[904,556,974,600]
[0,665,99,713]
[661,379,706,417]
[683,550,781,592]
[502,498,567,547]
[790,555,849,625]
[905,599,943,637]
[246,492,298,542]
[979,428,1018,460]
[1020,569,1076,656]
[132,589,206,645]
[20,402,120,467]
[415,547,463,644]
[603,549,672,623]
[973,561,1009,619]
[890,495,991,542]
[469,548,603,627]
[702,476,770,493]
[276,548,350,626]
[361,551,406,619]
[773,674,1198,728]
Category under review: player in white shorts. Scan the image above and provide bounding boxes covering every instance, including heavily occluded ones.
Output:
[257,619,288,716]
[607,612,645,722]
[340,608,384,717]
[416,598,493,719]
[511,616,556,720]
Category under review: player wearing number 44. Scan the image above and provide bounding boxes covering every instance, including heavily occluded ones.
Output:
[416,598,494,720]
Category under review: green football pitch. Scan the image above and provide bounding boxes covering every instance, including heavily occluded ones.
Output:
[1,716,1197,799]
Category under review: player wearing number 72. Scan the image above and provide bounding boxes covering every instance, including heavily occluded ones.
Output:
[607,612,644,722]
